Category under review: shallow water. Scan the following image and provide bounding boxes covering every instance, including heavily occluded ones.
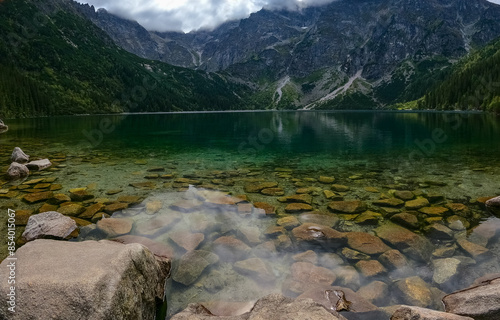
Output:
[1,111,500,318]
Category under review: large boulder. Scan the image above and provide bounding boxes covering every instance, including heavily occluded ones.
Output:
[6,162,29,180]
[171,293,344,320]
[22,211,77,242]
[0,239,170,320]
[10,147,29,164]
[391,305,474,320]
[443,277,500,320]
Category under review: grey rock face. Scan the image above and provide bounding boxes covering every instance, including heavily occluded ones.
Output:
[0,239,169,320]
[6,162,29,180]
[391,305,474,320]
[10,147,29,163]
[171,293,344,320]
[22,211,77,241]
[443,277,500,320]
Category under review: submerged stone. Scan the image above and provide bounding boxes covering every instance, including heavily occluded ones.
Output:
[374,223,433,262]
[346,232,391,255]
[173,250,219,286]
[328,200,366,214]
[394,276,433,308]
[285,203,313,213]
[233,258,275,283]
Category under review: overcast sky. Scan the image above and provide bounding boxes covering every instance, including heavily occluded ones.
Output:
[78,0,500,33]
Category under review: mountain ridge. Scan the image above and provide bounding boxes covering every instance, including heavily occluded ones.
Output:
[78,0,500,110]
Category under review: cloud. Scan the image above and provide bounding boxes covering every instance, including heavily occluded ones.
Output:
[77,0,337,32]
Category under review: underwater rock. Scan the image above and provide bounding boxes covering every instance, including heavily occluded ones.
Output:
[456,239,490,260]
[96,218,133,237]
[334,266,361,290]
[374,223,434,262]
[22,191,54,204]
[213,236,251,261]
[68,188,94,202]
[57,203,85,216]
[14,209,34,226]
[22,211,76,242]
[373,198,405,207]
[355,260,387,278]
[278,194,313,204]
[10,147,29,164]
[293,250,318,264]
[394,190,415,201]
[111,235,174,261]
[354,210,383,225]
[277,216,301,229]
[261,187,284,196]
[424,223,454,240]
[298,212,340,228]
[391,212,420,229]
[26,159,52,171]
[173,250,219,286]
[394,276,433,308]
[356,281,389,306]
[285,203,313,213]
[6,162,29,180]
[443,276,500,320]
[79,202,105,219]
[253,201,276,215]
[298,284,383,318]
[328,200,366,214]
[292,223,346,246]
[170,231,204,252]
[319,176,336,184]
[346,232,391,255]
[419,206,449,216]
[233,258,275,283]
[244,181,278,193]
[342,247,371,261]
[445,203,470,217]
[0,239,168,320]
[391,305,474,320]
[432,258,461,289]
[405,198,430,210]
[283,262,336,296]
[331,184,350,192]
[104,202,129,214]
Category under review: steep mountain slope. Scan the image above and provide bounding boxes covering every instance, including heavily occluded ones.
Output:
[417,37,500,112]
[0,0,250,118]
[81,0,500,110]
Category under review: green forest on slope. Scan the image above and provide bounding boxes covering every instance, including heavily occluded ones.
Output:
[0,0,251,118]
[417,37,500,112]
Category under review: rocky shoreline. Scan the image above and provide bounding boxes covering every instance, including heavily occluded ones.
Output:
[1,146,500,319]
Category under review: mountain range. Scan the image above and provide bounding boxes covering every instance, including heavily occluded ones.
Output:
[1,0,500,117]
[78,0,500,110]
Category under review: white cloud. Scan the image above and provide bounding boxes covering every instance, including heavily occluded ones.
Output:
[488,0,500,4]
[77,0,337,32]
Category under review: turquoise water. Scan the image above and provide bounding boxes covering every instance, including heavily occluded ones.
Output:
[1,111,500,318]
